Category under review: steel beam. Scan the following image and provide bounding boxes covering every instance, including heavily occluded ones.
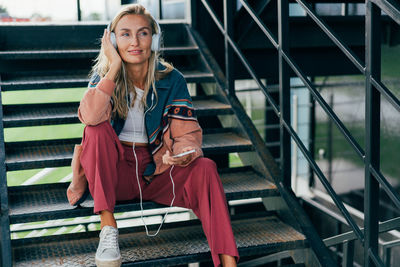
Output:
[295,0,365,74]
[278,0,291,188]
[224,0,235,95]
[372,0,400,25]
[365,1,381,266]
[0,76,11,266]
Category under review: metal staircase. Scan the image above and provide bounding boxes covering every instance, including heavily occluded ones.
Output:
[0,22,315,266]
[4,0,398,265]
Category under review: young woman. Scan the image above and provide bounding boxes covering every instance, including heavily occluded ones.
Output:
[67,4,239,267]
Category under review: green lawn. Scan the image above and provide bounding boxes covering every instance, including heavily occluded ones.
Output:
[315,121,400,181]
[2,87,86,105]
[3,88,86,186]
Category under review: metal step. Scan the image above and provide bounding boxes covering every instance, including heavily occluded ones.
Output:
[3,96,232,128]
[0,46,199,60]
[5,132,253,171]
[0,70,214,91]
[12,216,306,266]
[0,23,195,51]
[8,166,277,224]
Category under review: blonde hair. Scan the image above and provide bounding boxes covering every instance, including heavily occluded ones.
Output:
[90,4,173,119]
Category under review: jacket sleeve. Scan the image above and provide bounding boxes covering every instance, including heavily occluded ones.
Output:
[78,74,115,126]
[169,75,203,166]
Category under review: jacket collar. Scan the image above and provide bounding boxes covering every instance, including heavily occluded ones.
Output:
[154,61,170,89]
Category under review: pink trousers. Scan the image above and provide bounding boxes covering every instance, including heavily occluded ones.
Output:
[79,121,239,266]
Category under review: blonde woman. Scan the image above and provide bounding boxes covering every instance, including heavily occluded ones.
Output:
[67,4,239,267]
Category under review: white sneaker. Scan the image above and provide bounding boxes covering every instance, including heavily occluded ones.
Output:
[95,226,122,267]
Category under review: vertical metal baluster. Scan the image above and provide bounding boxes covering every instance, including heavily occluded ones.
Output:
[224,0,235,96]
[158,0,163,20]
[190,0,197,30]
[365,1,381,266]
[0,76,12,266]
[342,240,355,267]
[77,0,81,21]
[278,0,291,187]
[309,77,316,188]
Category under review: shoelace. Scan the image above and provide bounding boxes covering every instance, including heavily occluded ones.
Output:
[100,228,119,251]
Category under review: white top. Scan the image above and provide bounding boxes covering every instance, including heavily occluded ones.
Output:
[118,87,149,143]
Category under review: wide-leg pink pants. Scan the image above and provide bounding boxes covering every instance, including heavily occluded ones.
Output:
[79,121,239,266]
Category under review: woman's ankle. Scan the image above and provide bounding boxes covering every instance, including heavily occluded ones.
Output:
[100,210,117,229]
[219,254,237,267]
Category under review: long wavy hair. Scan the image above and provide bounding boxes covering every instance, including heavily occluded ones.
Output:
[90,4,173,119]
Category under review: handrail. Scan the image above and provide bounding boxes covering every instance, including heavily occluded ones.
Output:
[244,0,367,161]
[196,0,400,265]
[281,119,364,241]
[295,0,365,74]
[369,248,385,267]
[305,195,400,266]
[325,217,400,247]
[200,0,280,115]
[187,25,337,267]
[200,0,365,242]
[372,0,400,25]
[239,0,278,49]
[369,166,400,210]
[303,195,400,247]
[371,77,400,113]
[280,51,366,160]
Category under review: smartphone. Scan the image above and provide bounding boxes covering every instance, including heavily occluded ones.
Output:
[172,149,196,158]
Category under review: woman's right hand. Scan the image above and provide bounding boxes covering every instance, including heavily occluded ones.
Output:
[102,29,122,81]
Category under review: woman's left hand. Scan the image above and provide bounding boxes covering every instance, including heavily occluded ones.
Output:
[162,147,195,166]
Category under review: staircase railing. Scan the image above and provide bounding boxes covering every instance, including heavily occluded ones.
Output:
[191,0,400,266]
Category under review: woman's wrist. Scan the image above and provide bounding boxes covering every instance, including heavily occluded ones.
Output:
[104,63,121,82]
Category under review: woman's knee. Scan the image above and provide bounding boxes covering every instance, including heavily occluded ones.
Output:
[189,157,219,184]
[192,157,217,171]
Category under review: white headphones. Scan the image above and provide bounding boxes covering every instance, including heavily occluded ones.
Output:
[107,14,161,52]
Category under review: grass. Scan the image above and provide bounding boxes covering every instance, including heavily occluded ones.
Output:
[3,88,87,186]
[2,88,86,105]
[312,44,400,182]
[315,121,400,181]
[5,124,84,142]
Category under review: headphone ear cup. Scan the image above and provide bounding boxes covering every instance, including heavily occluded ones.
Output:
[151,33,160,52]
[110,32,117,49]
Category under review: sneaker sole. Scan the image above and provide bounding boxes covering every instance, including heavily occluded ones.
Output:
[95,257,122,267]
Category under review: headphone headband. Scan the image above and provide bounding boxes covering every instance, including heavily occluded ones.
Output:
[108,13,161,52]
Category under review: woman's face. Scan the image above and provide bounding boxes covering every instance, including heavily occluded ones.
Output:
[114,14,153,65]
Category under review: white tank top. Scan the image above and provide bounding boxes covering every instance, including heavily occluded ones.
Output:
[118,87,149,143]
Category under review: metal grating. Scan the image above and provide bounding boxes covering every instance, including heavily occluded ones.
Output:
[2,98,232,128]
[0,70,214,91]
[9,167,277,223]
[5,132,253,171]
[12,216,306,267]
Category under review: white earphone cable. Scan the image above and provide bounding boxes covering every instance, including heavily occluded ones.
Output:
[124,68,175,237]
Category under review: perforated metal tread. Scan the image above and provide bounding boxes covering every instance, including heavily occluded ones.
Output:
[0,49,99,59]
[5,132,253,171]
[0,46,199,60]
[12,216,306,267]
[9,166,277,223]
[0,70,214,91]
[3,102,79,127]
[3,97,232,127]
